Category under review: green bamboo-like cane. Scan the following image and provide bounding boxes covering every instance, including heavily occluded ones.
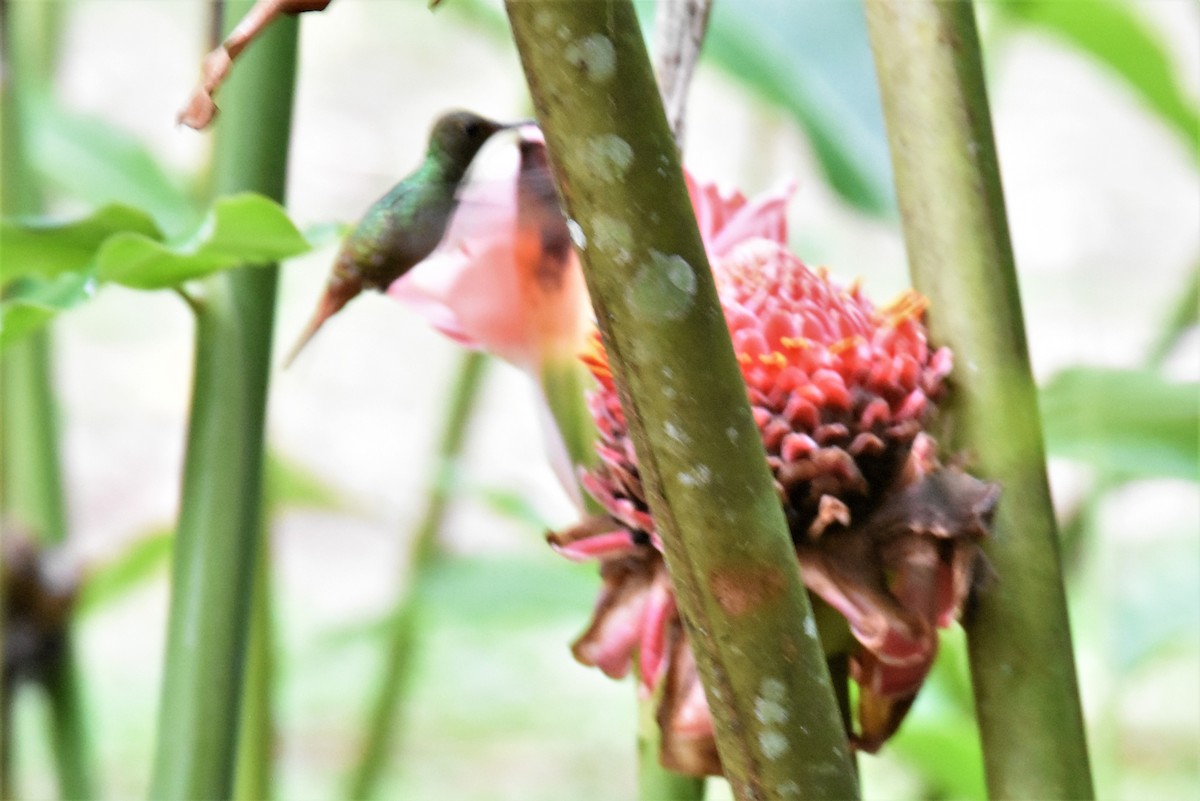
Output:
[863,2,1094,798]
[504,3,859,799]
[346,350,489,800]
[233,542,275,801]
[147,7,299,798]
[0,2,95,797]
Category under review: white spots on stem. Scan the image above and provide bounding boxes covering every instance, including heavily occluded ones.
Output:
[579,134,634,184]
[756,677,791,760]
[566,219,587,250]
[803,615,818,639]
[755,678,789,724]
[759,730,790,760]
[664,420,689,445]
[564,33,616,83]
[627,250,696,321]
[677,464,712,488]
[591,213,633,265]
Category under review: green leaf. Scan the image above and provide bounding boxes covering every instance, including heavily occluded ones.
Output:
[1040,367,1199,481]
[76,529,173,615]
[95,193,313,290]
[0,272,94,347]
[0,204,161,282]
[997,0,1199,159]
[24,92,199,237]
[704,0,894,215]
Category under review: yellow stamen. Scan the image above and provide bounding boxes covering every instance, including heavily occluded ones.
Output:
[881,289,929,326]
[829,335,865,355]
[759,352,788,368]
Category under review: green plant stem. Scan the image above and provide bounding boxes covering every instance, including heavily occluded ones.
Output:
[233,541,274,801]
[637,684,706,801]
[0,334,67,545]
[0,1,95,797]
[504,4,858,800]
[147,6,298,799]
[863,2,1094,798]
[347,350,488,800]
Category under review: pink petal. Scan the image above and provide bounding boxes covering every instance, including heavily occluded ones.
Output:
[638,576,676,694]
[572,578,653,680]
[549,529,636,562]
[685,171,797,259]
[388,137,592,374]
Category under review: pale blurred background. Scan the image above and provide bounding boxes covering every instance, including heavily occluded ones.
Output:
[8,1,1198,799]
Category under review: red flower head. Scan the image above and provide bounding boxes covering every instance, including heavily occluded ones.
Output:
[554,216,998,774]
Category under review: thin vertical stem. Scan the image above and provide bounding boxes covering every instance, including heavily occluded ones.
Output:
[347,350,488,800]
[233,541,274,801]
[863,2,1093,798]
[0,334,68,545]
[504,3,859,799]
[0,0,94,797]
[147,5,299,798]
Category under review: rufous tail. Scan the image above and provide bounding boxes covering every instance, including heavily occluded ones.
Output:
[282,270,363,368]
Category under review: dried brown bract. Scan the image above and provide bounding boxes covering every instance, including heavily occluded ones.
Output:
[178,0,332,129]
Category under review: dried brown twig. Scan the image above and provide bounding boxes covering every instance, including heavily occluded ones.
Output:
[178,0,331,129]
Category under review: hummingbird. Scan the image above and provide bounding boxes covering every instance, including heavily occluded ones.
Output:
[283,110,526,366]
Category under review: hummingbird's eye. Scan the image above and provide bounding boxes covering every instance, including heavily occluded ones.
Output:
[464,121,481,138]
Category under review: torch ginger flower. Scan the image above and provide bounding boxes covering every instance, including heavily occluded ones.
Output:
[390,134,998,775]
[557,234,999,773]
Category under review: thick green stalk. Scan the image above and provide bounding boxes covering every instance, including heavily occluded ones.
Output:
[863,2,1093,798]
[147,7,298,799]
[347,350,488,800]
[0,1,95,797]
[504,4,858,800]
[0,335,68,546]
[233,541,274,801]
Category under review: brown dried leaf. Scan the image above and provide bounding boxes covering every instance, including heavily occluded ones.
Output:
[657,621,722,776]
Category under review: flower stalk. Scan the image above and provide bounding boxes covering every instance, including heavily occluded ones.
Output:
[0,1,94,797]
[863,1,1094,798]
[148,5,298,798]
[504,3,859,799]
[347,350,489,801]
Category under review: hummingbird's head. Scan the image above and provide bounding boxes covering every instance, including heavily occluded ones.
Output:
[428,110,521,168]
